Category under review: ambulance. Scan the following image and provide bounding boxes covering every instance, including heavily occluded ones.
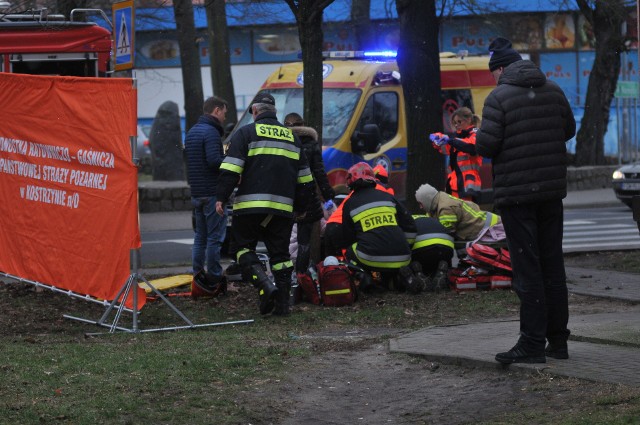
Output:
[233,50,495,200]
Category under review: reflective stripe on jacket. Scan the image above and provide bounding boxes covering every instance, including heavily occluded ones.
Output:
[411,215,455,251]
[432,192,500,241]
[342,184,416,270]
[439,127,482,199]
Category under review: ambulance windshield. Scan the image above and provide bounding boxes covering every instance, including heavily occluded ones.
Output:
[235,88,361,147]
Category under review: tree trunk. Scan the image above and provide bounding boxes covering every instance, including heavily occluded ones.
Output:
[56,0,82,20]
[173,0,204,133]
[351,0,374,51]
[297,7,325,142]
[205,0,239,124]
[396,0,444,213]
[575,0,627,165]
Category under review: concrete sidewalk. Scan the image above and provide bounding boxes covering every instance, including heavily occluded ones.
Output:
[389,265,640,388]
[389,308,640,388]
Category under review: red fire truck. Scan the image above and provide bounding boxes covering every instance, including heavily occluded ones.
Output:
[0,8,112,77]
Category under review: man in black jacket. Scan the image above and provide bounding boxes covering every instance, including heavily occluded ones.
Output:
[184,96,228,297]
[476,38,576,364]
[216,93,313,316]
[283,112,335,274]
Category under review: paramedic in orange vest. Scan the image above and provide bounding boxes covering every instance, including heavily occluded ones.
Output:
[430,107,483,201]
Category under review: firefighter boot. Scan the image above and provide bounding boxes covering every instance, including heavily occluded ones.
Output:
[398,265,423,294]
[272,269,292,316]
[243,264,278,315]
[432,260,450,292]
[408,262,429,294]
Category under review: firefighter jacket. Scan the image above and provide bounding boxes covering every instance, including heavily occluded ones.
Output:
[430,192,499,241]
[411,215,455,252]
[341,182,417,269]
[435,126,482,199]
[326,182,394,225]
[217,111,313,218]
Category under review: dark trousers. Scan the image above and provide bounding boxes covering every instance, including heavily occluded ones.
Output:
[412,246,454,275]
[500,200,570,351]
[232,214,293,270]
[324,222,346,257]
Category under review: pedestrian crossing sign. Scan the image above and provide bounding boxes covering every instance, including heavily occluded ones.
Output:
[112,0,135,71]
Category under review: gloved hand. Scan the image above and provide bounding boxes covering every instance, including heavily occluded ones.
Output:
[429,132,449,147]
[429,133,442,143]
[324,199,336,212]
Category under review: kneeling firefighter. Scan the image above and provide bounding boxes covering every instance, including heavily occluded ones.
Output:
[216,93,314,315]
[341,162,420,292]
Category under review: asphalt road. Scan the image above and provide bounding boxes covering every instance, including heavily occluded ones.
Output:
[139,206,640,268]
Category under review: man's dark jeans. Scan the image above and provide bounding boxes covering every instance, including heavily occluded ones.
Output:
[500,199,570,351]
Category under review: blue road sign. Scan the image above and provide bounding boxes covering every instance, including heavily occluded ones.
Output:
[113,0,135,71]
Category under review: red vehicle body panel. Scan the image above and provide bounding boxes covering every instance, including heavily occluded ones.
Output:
[0,23,112,76]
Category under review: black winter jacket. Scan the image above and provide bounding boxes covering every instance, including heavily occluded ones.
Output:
[291,126,335,223]
[475,60,576,207]
[184,114,225,198]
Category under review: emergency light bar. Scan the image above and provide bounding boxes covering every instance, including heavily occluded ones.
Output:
[320,50,398,60]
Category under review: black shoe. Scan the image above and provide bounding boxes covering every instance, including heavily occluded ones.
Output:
[355,271,375,293]
[224,262,242,282]
[398,266,422,294]
[495,344,546,364]
[432,260,450,292]
[545,342,569,359]
[409,262,429,294]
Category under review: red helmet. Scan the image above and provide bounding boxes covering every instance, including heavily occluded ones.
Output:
[346,162,376,187]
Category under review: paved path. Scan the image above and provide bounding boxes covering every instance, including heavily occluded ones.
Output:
[390,270,640,388]
[389,310,640,388]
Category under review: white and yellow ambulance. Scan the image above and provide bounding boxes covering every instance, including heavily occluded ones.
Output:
[233,51,494,200]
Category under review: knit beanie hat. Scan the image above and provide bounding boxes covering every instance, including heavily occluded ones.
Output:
[488,37,522,72]
[415,183,438,212]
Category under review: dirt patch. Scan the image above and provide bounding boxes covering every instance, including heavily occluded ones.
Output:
[246,342,636,425]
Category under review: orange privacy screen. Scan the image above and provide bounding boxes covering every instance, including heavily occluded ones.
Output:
[0,73,144,308]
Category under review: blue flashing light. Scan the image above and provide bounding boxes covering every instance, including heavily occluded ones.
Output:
[320,50,398,60]
[363,51,397,58]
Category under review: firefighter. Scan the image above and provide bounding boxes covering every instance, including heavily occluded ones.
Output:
[411,214,455,291]
[324,169,395,258]
[341,162,425,293]
[415,183,502,243]
[216,93,314,316]
[430,107,483,201]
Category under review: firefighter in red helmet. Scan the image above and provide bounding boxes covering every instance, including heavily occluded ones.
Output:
[341,162,426,293]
